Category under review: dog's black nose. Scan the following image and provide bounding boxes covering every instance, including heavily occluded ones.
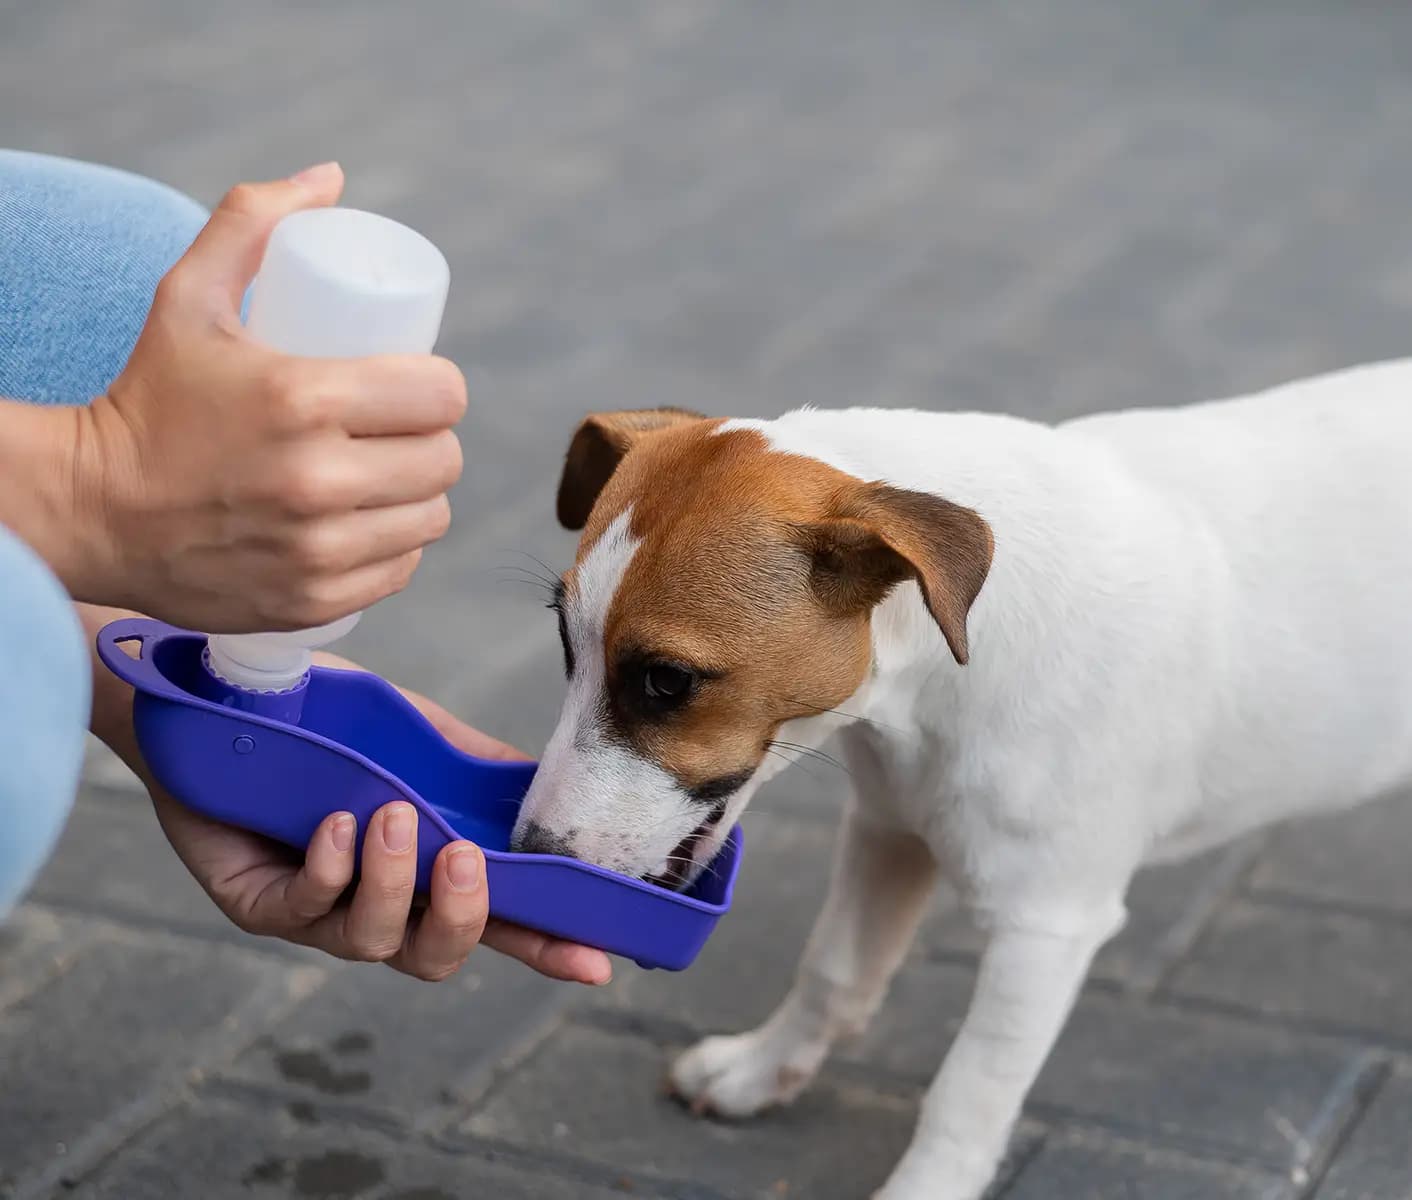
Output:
[511,820,575,858]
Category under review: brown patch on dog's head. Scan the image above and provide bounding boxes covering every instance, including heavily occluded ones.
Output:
[517,409,993,881]
[556,407,706,531]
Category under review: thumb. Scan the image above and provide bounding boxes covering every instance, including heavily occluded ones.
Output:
[166,161,344,315]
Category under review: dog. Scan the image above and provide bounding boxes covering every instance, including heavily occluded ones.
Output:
[510,358,1412,1199]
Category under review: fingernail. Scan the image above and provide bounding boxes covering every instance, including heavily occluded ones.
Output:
[592,964,613,986]
[289,160,340,185]
[382,804,415,853]
[331,813,356,853]
[447,846,482,892]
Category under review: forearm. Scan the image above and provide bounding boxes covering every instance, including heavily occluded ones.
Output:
[0,399,112,603]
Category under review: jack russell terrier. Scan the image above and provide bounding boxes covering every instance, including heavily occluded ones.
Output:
[511,358,1412,1199]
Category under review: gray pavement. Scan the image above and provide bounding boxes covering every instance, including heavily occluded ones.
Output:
[5,1,1412,1196]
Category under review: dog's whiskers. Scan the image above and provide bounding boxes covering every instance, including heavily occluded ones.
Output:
[499,567,559,592]
[494,566,560,602]
[786,696,903,735]
[494,551,564,594]
[762,743,821,776]
[768,739,853,779]
[651,852,724,886]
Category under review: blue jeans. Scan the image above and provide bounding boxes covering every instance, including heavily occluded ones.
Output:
[0,150,207,919]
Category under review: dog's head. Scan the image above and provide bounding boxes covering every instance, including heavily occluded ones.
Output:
[510,408,993,886]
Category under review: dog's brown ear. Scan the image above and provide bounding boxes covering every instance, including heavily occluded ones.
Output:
[556,408,705,530]
[796,484,994,665]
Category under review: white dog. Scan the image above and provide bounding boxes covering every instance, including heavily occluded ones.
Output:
[511,359,1412,1199]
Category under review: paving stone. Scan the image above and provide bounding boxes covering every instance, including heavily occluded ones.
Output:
[918,840,1259,992]
[1166,901,1412,1044]
[1018,226,1236,360]
[750,762,852,823]
[79,735,143,793]
[754,233,1033,400]
[1248,792,1412,917]
[73,1099,644,1200]
[1098,841,1263,991]
[347,554,564,724]
[1004,1133,1293,1200]
[448,654,573,768]
[1191,215,1412,376]
[463,1022,944,1200]
[220,951,566,1125]
[28,784,267,943]
[0,932,309,1193]
[0,904,92,1014]
[634,224,930,378]
[841,959,1370,1173]
[1314,1064,1412,1200]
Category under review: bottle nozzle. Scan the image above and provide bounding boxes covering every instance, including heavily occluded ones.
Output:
[205,613,361,692]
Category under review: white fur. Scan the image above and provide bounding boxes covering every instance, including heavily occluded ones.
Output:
[661,360,1412,1199]
[518,512,674,872]
[518,509,746,877]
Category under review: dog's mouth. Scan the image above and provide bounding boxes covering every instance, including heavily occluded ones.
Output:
[644,803,728,892]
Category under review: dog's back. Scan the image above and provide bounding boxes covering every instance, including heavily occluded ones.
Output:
[1065,358,1412,843]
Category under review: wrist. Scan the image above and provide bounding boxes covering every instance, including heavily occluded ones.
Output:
[0,398,123,605]
[0,399,81,585]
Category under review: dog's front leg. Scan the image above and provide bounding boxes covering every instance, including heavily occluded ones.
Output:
[671,807,937,1117]
[875,914,1120,1200]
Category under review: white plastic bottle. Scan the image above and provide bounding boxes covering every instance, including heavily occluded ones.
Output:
[204,207,450,703]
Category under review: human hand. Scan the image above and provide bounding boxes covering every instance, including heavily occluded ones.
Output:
[79,600,612,986]
[147,655,612,982]
[62,163,465,631]
[147,656,613,985]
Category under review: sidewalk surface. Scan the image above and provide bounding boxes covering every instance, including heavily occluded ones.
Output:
[5,2,1412,1197]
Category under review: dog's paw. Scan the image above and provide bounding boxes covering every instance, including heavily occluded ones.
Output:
[871,1150,996,1200]
[669,1031,817,1119]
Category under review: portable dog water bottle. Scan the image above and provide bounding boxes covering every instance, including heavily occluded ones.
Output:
[98,209,741,970]
[201,206,453,721]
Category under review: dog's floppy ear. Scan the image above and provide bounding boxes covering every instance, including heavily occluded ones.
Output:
[796,484,994,665]
[556,408,704,530]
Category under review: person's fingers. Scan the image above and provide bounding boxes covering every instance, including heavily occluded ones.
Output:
[334,429,463,509]
[319,355,467,436]
[162,163,344,314]
[391,842,491,981]
[481,919,614,985]
[291,496,451,576]
[289,550,423,629]
[207,810,355,938]
[277,810,359,924]
[340,801,419,961]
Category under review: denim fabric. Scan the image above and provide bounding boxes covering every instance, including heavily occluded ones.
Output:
[0,149,205,918]
[0,525,89,918]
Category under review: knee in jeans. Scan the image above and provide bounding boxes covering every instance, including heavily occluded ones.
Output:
[0,524,89,917]
[0,150,209,404]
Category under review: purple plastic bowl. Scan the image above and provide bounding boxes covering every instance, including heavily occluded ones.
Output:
[97,618,741,970]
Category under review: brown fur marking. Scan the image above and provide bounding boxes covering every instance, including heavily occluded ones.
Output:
[556,412,993,792]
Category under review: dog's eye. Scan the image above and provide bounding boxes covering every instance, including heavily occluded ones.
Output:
[547,583,574,678]
[644,663,693,703]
